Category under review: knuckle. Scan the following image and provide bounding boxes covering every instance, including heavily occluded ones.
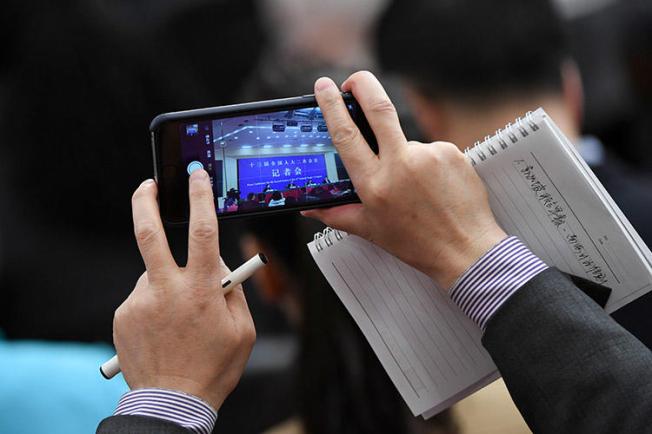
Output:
[368,98,397,116]
[407,146,439,171]
[189,185,212,201]
[366,180,389,205]
[225,328,241,349]
[440,142,466,164]
[135,271,149,287]
[190,219,217,241]
[113,305,126,325]
[331,124,361,148]
[437,141,460,157]
[319,84,341,104]
[244,322,257,346]
[131,296,159,320]
[134,221,161,245]
[320,94,344,116]
[452,149,468,165]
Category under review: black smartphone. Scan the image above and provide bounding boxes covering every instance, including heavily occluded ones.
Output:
[151,93,377,224]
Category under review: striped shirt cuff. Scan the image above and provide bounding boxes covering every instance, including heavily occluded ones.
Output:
[114,388,217,434]
[449,236,548,331]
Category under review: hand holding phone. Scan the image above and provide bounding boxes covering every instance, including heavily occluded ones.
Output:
[304,72,506,289]
[113,172,256,411]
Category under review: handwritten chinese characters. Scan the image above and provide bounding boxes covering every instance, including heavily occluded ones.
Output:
[513,159,608,284]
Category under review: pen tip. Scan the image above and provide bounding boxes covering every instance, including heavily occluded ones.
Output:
[259,253,268,264]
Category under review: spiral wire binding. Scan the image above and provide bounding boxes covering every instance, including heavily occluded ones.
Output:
[464,111,540,166]
[314,227,347,252]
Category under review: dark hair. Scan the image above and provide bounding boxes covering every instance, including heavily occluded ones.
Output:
[271,191,283,201]
[376,0,569,101]
[226,188,240,201]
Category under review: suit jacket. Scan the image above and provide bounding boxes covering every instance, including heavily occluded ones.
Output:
[97,415,191,433]
[483,268,652,433]
[590,155,652,348]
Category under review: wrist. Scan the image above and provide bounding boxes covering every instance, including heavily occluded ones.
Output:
[130,376,227,412]
[429,225,508,290]
[115,388,218,433]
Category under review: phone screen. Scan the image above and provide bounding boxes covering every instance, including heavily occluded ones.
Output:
[175,103,361,218]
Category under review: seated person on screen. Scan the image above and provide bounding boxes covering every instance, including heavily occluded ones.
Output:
[329,184,348,198]
[314,187,333,201]
[239,192,260,211]
[268,190,286,207]
[304,188,321,202]
[287,181,297,189]
[262,183,273,193]
[223,197,238,212]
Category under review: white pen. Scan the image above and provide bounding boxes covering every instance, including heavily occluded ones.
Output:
[100,252,268,380]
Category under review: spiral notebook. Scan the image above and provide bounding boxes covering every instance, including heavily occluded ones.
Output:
[307,108,652,418]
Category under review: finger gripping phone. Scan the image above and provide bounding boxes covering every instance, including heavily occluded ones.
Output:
[150,93,377,224]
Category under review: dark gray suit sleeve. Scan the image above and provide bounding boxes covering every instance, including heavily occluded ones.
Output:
[482,267,652,433]
[96,415,192,434]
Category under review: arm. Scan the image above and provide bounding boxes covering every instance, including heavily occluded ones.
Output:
[449,234,652,433]
[483,267,652,433]
[306,71,652,433]
[97,415,192,434]
[97,171,256,434]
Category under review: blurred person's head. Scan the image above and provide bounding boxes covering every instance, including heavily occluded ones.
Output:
[271,191,283,201]
[260,0,389,68]
[376,0,583,147]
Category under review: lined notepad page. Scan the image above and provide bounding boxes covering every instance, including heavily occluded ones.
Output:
[308,236,499,416]
[308,108,652,417]
[473,108,652,312]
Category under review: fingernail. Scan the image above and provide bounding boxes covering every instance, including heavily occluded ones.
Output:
[190,169,208,182]
[315,77,334,92]
[141,179,154,186]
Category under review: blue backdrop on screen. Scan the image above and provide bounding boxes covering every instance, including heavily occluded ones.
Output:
[238,154,328,196]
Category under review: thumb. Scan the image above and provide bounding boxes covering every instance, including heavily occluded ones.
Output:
[301,204,369,238]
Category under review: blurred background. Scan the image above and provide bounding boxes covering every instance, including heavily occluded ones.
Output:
[0,0,650,433]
